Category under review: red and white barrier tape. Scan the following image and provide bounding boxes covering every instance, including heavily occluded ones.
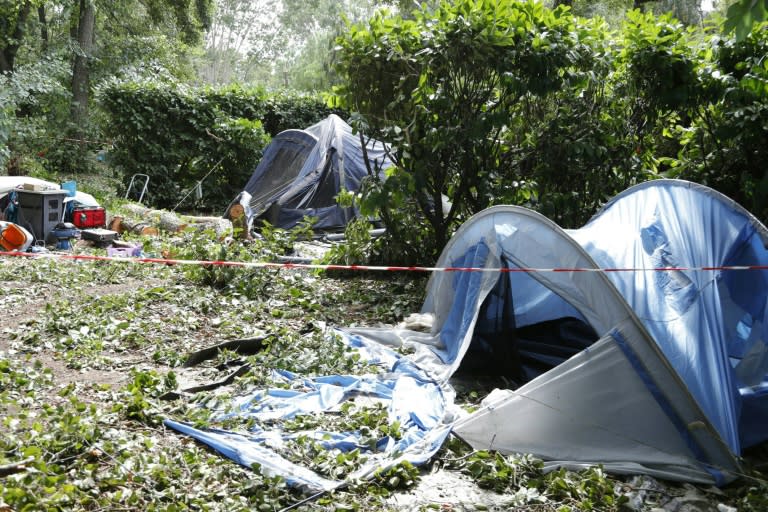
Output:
[2,250,767,274]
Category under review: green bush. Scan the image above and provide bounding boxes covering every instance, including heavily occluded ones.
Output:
[335,0,619,259]
[200,86,343,136]
[671,23,768,220]
[335,3,768,265]
[0,57,73,176]
[99,82,269,211]
[259,90,346,136]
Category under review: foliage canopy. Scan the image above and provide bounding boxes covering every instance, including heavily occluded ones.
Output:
[333,1,768,264]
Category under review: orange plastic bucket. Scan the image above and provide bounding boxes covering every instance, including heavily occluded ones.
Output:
[0,223,28,251]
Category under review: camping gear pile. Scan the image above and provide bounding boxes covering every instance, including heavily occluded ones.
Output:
[169,179,768,491]
[0,177,111,252]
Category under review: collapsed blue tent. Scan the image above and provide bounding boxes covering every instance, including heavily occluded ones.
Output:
[170,179,768,489]
[352,179,768,485]
[165,334,455,492]
[229,114,393,231]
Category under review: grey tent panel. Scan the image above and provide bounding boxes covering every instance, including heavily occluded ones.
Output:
[243,129,318,217]
[233,114,393,231]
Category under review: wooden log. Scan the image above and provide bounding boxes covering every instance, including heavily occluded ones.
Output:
[227,204,245,220]
[115,203,232,238]
[124,220,159,236]
[108,215,123,233]
[109,215,158,236]
[186,217,233,238]
[121,203,155,219]
[229,206,247,235]
[158,211,187,233]
[224,203,250,240]
[182,214,229,223]
[118,204,184,233]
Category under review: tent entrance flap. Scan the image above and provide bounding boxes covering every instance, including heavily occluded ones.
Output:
[458,257,599,385]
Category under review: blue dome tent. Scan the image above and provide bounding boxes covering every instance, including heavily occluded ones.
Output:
[351,179,768,484]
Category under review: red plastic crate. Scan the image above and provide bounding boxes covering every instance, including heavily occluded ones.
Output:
[72,207,106,229]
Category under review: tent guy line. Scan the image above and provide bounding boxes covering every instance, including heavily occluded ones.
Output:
[2,249,767,274]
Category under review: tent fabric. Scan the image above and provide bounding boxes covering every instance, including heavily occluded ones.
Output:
[164,331,456,493]
[567,181,768,455]
[351,180,768,485]
[170,179,768,488]
[233,114,393,231]
[240,129,317,216]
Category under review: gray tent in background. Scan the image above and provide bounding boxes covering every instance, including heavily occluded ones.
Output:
[229,114,393,231]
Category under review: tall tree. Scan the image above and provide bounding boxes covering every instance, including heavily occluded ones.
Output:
[651,0,704,26]
[0,0,33,74]
[195,0,399,90]
[70,0,95,133]
[68,0,212,133]
[1,0,215,174]
[275,0,400,89]
[37,4,48,50]
[198,0,280,84]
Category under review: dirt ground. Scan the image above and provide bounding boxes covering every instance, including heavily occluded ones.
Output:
[1,278,151,390]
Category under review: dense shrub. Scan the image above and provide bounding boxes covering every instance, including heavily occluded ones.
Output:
[99,82,257,210]
[1,57,79,176]
[259,90,346,136]
[335,0,660,260]
[335,4,768,264]
[671,23,768,220]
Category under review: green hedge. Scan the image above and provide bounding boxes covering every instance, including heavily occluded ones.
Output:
[99,83,343,211]
[259,91,345,136]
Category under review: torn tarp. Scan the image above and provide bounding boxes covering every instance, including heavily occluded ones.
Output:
[164,329,456,493]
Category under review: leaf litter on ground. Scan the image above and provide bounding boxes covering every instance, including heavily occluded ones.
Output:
[1,231,766,511]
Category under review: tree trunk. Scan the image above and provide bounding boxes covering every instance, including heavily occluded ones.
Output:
[108,216,160,236]
[118,204,233,237]
[38,5,49,51]
[0,1,32,74]
[71,0,96,134]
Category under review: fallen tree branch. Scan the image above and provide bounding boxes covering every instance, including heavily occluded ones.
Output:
[108,215,160,236]
[0,457,35,477]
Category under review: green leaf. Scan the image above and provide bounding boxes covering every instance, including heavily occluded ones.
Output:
[725,0,768,41]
